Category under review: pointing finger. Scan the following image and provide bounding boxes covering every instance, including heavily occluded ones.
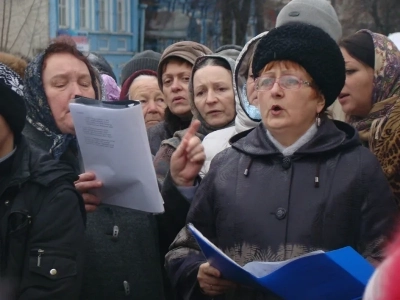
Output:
[183,120,201,141]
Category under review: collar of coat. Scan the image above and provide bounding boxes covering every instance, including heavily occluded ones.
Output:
[5,136,78,189]
[229,118,361,157]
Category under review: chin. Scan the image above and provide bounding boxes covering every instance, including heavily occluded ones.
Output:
[171,105,191,117]
[145,120,161,128]
[265,120,289,131]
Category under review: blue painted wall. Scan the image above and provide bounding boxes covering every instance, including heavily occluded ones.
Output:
[52,0,141,84]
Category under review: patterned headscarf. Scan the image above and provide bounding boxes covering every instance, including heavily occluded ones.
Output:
[24,51,105,159]
[349,30,400,145]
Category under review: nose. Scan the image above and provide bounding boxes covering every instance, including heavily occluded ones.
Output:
[205,90,218,104]
[70,82,84,99]
[270,81,283,98]
[146,100,158,113]
[171,78,182,92]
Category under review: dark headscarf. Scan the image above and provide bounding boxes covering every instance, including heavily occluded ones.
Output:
[24,51,105,159]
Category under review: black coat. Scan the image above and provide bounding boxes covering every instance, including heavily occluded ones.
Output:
[147,108,191,156]
[24,122,165,300]
[0,137,86,299]
[166,119,398,300]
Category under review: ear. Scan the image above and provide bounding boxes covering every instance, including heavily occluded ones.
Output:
[316,96,325,114]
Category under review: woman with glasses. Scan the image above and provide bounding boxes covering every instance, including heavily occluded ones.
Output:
[164,23,397,300]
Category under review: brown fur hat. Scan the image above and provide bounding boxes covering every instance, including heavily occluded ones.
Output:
[0,52,29,79]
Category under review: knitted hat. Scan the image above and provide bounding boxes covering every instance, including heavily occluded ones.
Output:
[0,63,26,141]
[276,0,342,43]
[158,41,213,90]
[119,69,157,100]
[121,50,161,85]
[252,23,345,108]
[215,44,243,60]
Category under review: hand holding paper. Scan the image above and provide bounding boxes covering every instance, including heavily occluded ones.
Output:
[74,172,102,212]
[188,224,374,300]
[69,98,164,213]
[197,262,237,297]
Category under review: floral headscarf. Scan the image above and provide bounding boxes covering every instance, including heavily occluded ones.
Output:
[349,30,400,145]
[24,51,105,159]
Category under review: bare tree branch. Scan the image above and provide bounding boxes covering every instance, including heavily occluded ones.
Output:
[1,0,7,49]
[4,0,13,50]
[9,0,37,51]
[27,0,43,56]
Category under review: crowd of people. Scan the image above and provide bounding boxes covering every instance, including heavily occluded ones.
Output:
[1,0,400,299]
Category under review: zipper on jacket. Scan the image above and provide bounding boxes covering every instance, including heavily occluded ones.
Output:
[30,248,76,260]
[37,249,44,267]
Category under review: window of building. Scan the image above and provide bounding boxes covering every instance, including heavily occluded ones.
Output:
[99,0,109,30]
[117,39,127,50]
[79,0,90,29]
[58,0,68,28]
[117,0,126,32]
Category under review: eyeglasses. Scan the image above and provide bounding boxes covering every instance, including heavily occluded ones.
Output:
[255,75,313,91]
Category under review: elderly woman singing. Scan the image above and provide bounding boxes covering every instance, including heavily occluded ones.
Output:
[164,23,398,300]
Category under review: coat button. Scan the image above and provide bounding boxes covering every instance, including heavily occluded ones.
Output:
[50,269,57,276]
[4,200,10,206]
[275,208,287,220]
[282,157,291,170]
[123,281,130,295]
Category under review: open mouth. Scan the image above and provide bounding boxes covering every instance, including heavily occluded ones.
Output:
[271,105,283,112]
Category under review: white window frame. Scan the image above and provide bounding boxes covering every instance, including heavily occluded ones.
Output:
[117,38,127,51]
[79,0,90,29]
[58,0,69,28]
[98,38,109,51]
[117,0,126,32]
[98,0,109,31]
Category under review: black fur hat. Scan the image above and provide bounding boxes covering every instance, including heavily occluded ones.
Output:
[252,22,345,107]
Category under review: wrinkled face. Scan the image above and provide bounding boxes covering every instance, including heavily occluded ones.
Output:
[246,65,258,106]
[257,62,325,136]
[42,53,96,134]
[193,65,235,127]
[129,76,167,128]
[339,48,374,117]
[161,60,192,118]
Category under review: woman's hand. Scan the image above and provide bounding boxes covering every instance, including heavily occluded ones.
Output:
[74,172,103,212]
[170,120,205,186]
[197,263,237,297]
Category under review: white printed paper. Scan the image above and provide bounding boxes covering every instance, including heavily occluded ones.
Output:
[69,98,164,213]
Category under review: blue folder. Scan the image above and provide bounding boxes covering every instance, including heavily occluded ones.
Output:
[188,224,375,300]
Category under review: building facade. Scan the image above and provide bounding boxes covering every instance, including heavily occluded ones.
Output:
[49,0,145,83]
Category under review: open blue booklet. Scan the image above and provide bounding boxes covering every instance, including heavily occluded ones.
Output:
[188,224,375,300]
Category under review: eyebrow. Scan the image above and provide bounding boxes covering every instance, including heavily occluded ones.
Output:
[162,72,191,78]
[51,73,91,80]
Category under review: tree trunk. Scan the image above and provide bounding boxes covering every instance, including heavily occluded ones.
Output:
[254,0,265,34]
[219,0,233,45]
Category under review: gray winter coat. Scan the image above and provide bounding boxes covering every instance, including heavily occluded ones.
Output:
[165,119,398,300]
